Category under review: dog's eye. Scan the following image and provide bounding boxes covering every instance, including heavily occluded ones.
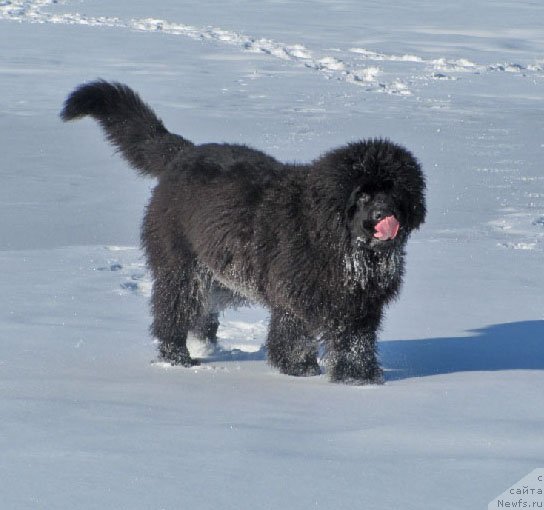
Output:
[358,193,371,204]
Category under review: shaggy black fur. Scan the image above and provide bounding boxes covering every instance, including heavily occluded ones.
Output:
[61,80,426,384]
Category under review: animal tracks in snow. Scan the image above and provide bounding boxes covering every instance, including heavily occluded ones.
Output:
[2,0,543,99]
[491,214,543,252]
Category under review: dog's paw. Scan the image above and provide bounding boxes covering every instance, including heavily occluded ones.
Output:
[328,360,384,385]
[280,360,322,377]
[158,344,199,367]
[339,371,385,386]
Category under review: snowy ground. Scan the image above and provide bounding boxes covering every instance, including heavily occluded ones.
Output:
[1,1,543,509]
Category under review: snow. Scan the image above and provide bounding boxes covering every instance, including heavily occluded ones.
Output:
[1,1,543,509]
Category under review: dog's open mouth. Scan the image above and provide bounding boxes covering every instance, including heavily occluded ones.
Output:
[374,215,400,241]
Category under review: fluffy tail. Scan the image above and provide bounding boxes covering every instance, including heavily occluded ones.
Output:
[60,80,193,177]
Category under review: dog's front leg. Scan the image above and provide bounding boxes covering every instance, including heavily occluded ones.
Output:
[324,313,384,384]
[266,308,320,377]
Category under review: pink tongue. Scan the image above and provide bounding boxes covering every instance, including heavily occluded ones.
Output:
[374,215,400,240]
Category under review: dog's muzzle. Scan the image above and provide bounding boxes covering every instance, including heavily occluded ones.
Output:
[373,215,400,241]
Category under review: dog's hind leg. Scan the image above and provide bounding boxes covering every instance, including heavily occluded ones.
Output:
[266,308,320,376]
[190,282,248,348]
[150,261,207,366]
[190,279,222,347]
[143,196,209,366]
[191,310,220,346]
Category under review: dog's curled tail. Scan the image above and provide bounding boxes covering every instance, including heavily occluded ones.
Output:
[60,80,193,177]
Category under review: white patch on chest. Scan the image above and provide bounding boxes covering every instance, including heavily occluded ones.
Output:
[343,247,402,289]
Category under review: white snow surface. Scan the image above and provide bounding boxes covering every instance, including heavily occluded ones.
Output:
[1,1,544,509]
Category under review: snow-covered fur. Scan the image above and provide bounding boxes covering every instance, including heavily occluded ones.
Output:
[61,80,426,384]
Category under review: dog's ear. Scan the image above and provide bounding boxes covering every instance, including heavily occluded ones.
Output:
[395,164,426,231]
[407,199,426,231]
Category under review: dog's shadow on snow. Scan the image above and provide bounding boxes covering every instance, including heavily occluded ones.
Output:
[202,320,544,381]
[380,320,544,381]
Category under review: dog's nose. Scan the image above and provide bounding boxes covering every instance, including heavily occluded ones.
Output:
[371,209,390,222]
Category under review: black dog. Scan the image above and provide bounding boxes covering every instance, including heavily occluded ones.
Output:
[61,80,426,384]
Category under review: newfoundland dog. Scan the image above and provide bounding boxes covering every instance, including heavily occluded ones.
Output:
[61,80,426,384]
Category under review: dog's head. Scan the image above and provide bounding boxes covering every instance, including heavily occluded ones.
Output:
[347,182,402,250]
[313,139,426,251]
